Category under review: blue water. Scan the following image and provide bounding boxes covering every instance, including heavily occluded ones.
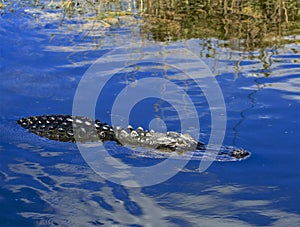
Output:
[1,4,300,227]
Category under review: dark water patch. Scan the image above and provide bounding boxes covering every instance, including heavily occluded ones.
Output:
[124,200,143,216]
[0,189,37,226]
[230,212,277,226]
[92,195,114,212]
[88,220,105,226]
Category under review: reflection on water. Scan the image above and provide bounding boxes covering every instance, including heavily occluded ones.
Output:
[4,151,300,226]
[0,0,300,226]
[1,0,300,51]
[142,1,300,49]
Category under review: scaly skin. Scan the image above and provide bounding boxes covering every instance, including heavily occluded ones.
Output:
[17,115,250,159]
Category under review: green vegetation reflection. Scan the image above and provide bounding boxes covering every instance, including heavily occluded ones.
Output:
[1,0,300,50]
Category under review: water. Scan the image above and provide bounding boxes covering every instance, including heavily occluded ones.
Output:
[0,1,300,226]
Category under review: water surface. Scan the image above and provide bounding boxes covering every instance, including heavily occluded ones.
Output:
[0,1,300,226]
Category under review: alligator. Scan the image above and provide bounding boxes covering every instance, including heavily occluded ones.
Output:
[17,114,250,160]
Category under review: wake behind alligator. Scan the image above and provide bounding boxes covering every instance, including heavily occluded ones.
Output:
[17,115,250,161]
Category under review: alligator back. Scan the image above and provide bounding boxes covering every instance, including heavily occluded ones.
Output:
[17,114,250,160]
[17,115,115,143]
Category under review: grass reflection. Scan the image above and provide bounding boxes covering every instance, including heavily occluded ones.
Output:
[1,0,299,51]
[140,0,300,50]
